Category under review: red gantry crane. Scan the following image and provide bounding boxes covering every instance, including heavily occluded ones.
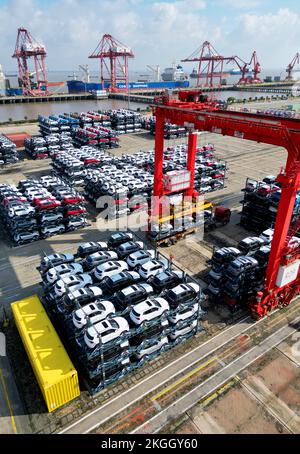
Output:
[182,41,233,88]
[12,27,49,96]
[89,34,134,92]
[232,51,262,85]
[152,90,300,319]
[285,53,300,81]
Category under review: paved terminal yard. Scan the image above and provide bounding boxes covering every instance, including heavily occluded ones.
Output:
[0,124,297,435]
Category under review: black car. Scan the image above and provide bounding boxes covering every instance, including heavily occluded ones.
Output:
[164,283,200,309]
[225,256,259,278]
[9,218,38,232]
[108,232,133,248]
[63,286,103,310]
[238,237,265,256]
[150,270,184,293]
[211,247,241,269]
[112,283,154,311]
[130,323,166,346]
[116,241,143,259]
[76,241,108,258]
[254,245,271,266]
[100,270,141,295]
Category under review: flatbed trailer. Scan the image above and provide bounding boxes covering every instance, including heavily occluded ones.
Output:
[149,226,200,247]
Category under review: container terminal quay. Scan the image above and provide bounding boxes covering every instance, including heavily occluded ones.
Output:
[0,25,300,438]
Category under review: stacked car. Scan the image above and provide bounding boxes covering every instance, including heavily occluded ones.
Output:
[0,135,19,165]
[206,235,271,309]
[72,125,119,149]
[24,134,73,159]
[106,109,142,134]
[240,175,300,234]
[118,143,226,195]
[142,116,187,139]
[0,178,87,245]
[38,115,76,136]
[51,146,115,187]
[37,232,203,393]
[0,183,39,245]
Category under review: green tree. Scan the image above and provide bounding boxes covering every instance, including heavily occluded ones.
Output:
[227,96,236,104]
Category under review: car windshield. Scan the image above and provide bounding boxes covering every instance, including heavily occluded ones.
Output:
[154,272,168,282]
[86,332,94,341]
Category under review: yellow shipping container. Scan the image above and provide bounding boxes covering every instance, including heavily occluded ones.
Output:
[11,295,80,412]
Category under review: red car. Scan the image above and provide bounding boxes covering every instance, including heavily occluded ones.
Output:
[2,196,28,207]
[35,198,61,211]
[33,195,56,205]
[84,158,101,165]
[65,206,86,216]
[61,194,85,205]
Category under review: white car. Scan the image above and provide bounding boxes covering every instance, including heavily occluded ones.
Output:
[83,250,118,270]
[134,337,169,360]
[259,228,274,244]
[138,259,169,279]
[41,224,65,238]
[76,241,108,258]
[127,250,155,269]
[39,212,64,224]
[64,286,103,306]
[129,297,169,325]
[168,303,198,324]
[44,263,83,285]
[13,230,39,245]
[54,273,92,297]
[40,252,74,272]
[94,260,128,281]
[83,317,129,349]
[8,204,35,218]
[66,218,87,231]
[72,301,115,329]
[169,319,198,340]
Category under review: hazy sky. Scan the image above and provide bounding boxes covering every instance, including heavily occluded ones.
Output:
[1,0,300,73]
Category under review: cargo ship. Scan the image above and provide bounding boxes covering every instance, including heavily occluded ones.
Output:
[161,65,188,82]
[190,68,231,78]
[67,79,189,93]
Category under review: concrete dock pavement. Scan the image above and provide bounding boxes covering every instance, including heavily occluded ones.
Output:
[0,355,31,434]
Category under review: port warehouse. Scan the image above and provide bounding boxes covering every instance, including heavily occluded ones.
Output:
[11,295,80,412]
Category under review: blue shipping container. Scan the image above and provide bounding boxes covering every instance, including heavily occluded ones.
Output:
[6,88,23,96]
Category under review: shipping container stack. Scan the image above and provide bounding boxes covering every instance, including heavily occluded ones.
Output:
[37,232,204,393]
[239,176,300,234]
[0,177,87,246]
[0,135,19,165]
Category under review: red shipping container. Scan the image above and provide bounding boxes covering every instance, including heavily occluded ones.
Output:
[4,132,31,149]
